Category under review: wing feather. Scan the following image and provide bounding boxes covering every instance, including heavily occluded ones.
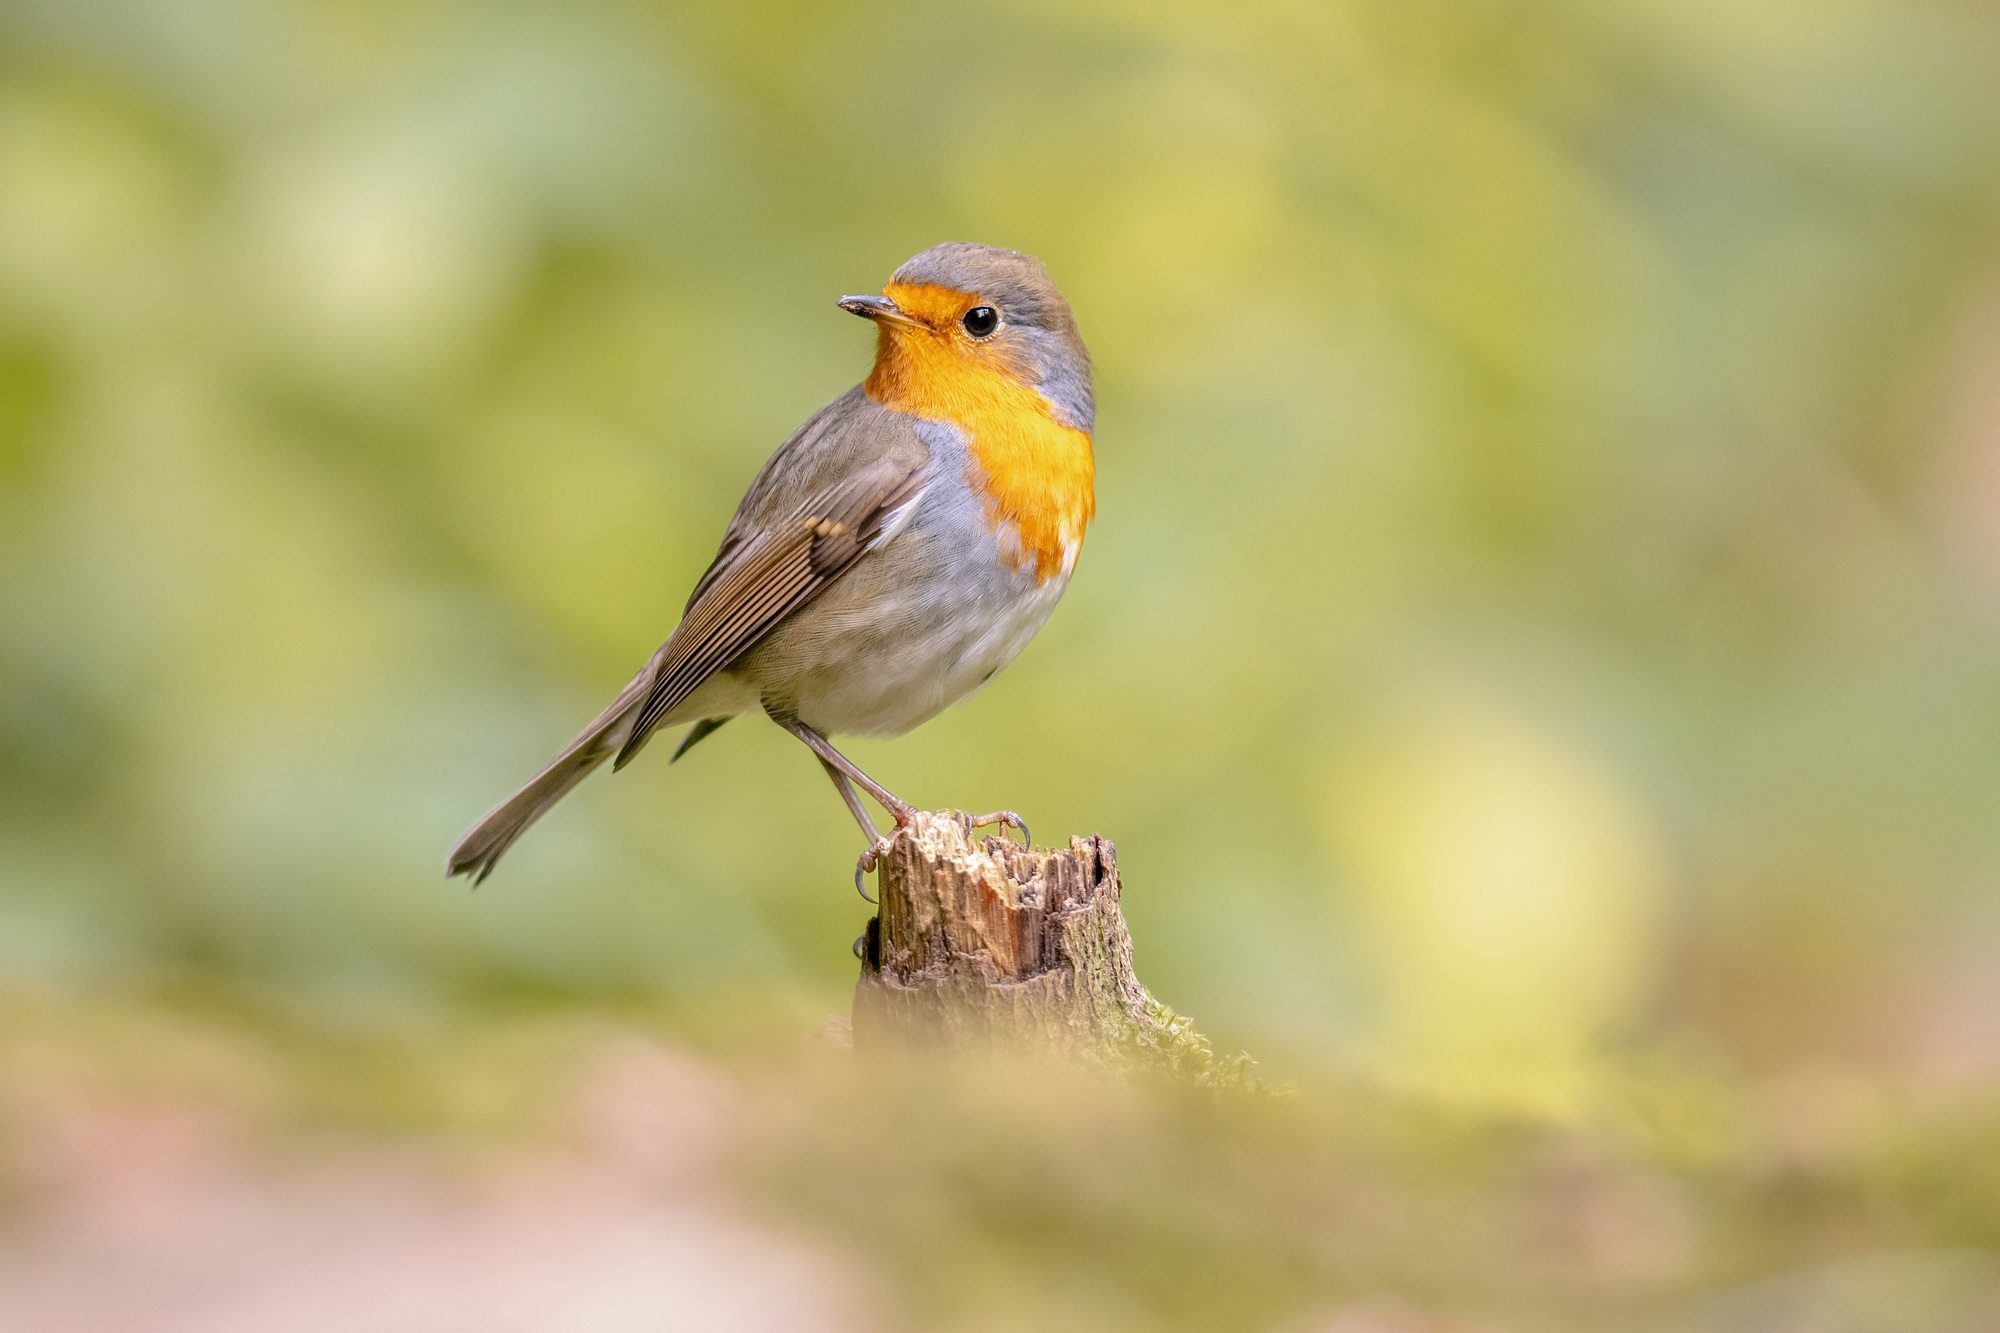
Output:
[612,458,925,768]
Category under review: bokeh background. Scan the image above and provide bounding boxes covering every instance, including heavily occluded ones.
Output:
[5,1,2000,1329]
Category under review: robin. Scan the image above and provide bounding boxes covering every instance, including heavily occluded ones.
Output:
[447,242,1095,888]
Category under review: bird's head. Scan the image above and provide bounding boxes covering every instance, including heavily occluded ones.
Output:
[841,243,1094,432]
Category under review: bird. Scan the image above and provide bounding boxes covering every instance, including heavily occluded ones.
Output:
[447,242,1095,887]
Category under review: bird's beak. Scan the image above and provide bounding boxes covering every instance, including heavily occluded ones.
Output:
[838,293,923,330]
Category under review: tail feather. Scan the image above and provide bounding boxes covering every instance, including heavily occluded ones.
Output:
[447,672,650,884]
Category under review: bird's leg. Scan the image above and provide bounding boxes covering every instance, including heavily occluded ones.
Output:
[776,715,1028,883]
[815,758,882,903]
[774,716,916,897]
[776,718,918,825]
[817,758,882,844]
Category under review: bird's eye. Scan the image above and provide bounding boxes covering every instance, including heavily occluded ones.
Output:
[961,306,999,338]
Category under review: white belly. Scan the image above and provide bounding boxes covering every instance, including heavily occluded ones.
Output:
[789,564,1068,736]
[729,507,1075,736]
[712,416,1082,738]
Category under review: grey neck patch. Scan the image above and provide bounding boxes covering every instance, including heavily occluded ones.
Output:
[1018,326,1095,432]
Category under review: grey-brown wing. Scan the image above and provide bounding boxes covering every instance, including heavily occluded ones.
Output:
[680,386,886,613]
[612,456,925,768]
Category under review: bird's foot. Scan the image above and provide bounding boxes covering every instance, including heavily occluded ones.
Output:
[965,809,1031,851]
[853,835,894,903]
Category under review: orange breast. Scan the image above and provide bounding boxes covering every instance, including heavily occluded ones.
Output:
[863,283,1094,582]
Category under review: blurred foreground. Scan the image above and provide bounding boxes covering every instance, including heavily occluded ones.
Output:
[2,994,1999,1332]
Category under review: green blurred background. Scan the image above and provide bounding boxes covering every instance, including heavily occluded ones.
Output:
[5,1,2000,1327]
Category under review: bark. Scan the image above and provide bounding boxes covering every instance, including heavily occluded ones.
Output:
[851,811,1251,1085]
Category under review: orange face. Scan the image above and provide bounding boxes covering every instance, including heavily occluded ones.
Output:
[862,282,1095,583]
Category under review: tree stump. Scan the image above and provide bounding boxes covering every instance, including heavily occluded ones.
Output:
[852,811,1249,1084]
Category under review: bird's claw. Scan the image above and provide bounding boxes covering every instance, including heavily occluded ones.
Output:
[852,836,892,903]
[965,809,1031,851]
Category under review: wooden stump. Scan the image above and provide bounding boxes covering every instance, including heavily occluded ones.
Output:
[852,811,1248,1083]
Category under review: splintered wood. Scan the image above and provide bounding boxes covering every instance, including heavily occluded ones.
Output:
[853,811,1240,1081]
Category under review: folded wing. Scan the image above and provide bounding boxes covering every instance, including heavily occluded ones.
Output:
[445,455,926,883]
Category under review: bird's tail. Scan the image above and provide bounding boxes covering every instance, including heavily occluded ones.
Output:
[446,669,651,884]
